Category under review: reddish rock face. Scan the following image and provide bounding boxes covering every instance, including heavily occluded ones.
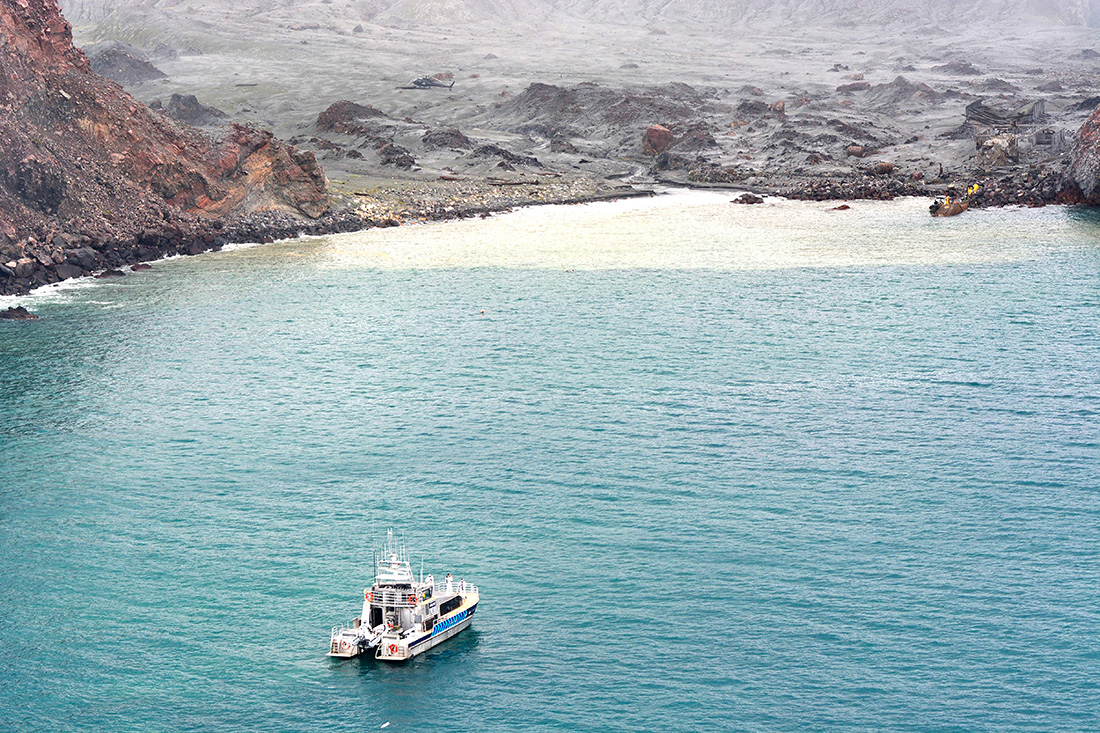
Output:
[643,124,674,155]
[0,0,329,247]
[1062,106,1100,204]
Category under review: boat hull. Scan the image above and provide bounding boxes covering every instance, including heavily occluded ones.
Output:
[375,601,478,662]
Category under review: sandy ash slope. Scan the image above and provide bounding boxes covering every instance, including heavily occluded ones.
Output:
[48,0,1100,210]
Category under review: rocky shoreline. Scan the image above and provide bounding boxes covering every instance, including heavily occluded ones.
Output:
[9,0,1100,302]
[660,165,1068,209]
[0,177,655,299]
[0,142,1091,300]
[0,162,1078,302]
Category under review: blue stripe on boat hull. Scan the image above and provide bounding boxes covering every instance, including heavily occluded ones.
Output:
[410,601,478,648]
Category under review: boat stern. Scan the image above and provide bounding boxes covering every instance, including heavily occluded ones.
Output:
[329,626,368,658]
[375,638,411,662]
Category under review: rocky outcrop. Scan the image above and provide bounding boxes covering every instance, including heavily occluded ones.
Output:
[422,128,473,150]
[153,93,227,126]
[494,81,717,156]
[643,124,673,154]
[316,100,388,134]
[0,0,330,295]
[1,305,38,320]
[932,60,982,75]
[1061,105,1100,204]
[83,41,165,85]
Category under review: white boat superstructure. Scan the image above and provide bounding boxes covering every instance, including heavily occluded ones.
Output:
[329,530,480,662]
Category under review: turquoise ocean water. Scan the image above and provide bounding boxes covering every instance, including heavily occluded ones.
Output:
[1,191,1098,731]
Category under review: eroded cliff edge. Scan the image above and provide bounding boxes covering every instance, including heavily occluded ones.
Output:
[0,0,330,295]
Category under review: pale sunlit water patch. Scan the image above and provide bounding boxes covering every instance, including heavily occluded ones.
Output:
[317,191,1073,271]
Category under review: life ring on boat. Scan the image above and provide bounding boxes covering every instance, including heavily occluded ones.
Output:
[364,591,372,602]
[340,640,350,651]
[388,644,398,654]
[407,594,416,605]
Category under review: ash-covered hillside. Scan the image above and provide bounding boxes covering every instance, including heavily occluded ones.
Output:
[60,0,1100,28]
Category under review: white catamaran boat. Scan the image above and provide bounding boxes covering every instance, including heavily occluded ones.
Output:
[329,530,480,662]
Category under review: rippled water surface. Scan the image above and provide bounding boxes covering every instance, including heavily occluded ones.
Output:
[2,192,1099,731]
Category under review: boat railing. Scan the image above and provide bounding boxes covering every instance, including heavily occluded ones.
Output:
[369,588,425,608]
[427,582,480,596]
[331,621,358,639]
[368,584,479,607]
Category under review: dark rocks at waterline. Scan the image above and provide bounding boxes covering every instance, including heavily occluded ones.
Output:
[1,306,38,320]
[0,207,374,297]
[54,263,83,280]
[779,176,929,201]
[732,193,765,204]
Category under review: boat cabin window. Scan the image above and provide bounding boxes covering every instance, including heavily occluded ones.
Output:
[438,596,462,616]
[369,607,383,628]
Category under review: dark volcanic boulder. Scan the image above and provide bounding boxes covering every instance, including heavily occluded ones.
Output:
[471,144,540,168]
[836,81,871,93]
[54,263,82,279]
[932,60,982,75]
[316,100,387,133]
[669,122,718,153]
[422,128,473,150]
[378,143,415,169]
[161,94,227,126]
[1,306,38,320]
[866,76,940,109]
[2,156,66,215]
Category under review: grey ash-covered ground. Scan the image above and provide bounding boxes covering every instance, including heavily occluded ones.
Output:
[57,0,1100,210]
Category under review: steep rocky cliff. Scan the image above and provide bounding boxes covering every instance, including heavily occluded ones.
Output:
[0,0,329,295]
[1061,106,1100,204]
